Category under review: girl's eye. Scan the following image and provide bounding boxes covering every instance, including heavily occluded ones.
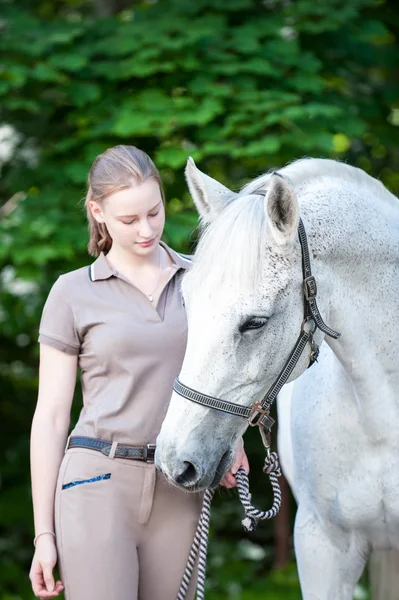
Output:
[239,316,268,333]
[121,209,159,224]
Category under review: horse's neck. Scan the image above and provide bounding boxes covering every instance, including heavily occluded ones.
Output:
[301,178,399,434]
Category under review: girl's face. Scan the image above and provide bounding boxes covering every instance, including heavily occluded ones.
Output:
[90,178,165,257]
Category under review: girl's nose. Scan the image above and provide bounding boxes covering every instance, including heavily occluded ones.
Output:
[138,219,153,239]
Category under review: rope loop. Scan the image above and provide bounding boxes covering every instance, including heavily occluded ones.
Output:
[235,462,282,532]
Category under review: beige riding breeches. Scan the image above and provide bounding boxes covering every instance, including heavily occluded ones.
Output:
[55,448,202,600]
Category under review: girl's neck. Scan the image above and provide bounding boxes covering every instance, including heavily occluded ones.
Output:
[106,243,163,273]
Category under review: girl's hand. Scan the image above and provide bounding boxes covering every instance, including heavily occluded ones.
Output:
[29,535,64,599]
[220,438,249,489]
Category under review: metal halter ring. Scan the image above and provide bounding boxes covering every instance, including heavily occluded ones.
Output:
[248,401,271,427]
[301,316,317,335]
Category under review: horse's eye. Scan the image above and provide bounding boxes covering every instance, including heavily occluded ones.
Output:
[239,316,268,333]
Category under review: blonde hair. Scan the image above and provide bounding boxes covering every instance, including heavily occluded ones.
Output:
[85,145,165,257]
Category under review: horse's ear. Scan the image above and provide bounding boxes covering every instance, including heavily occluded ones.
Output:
[185,157,237,223]
[265,173,299,246]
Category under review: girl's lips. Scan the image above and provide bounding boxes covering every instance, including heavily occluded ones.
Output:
[137,238,156,247]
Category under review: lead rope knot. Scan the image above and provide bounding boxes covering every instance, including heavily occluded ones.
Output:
[263,451,281,476]
[176,451,282,600]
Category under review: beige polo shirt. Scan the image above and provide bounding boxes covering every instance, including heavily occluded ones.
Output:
[38,242,191,445]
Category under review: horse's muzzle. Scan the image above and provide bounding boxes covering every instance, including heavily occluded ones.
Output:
[155,446,234,491]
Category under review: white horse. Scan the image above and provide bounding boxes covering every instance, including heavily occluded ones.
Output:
[156,157,399,599]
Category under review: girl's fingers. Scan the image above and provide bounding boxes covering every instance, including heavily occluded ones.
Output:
[242,451,250,474]
[219,445,250,487]
[38,582,64,599]
[220,471,237,488]
[42,563,55,593]
[231,452,242,474]
[31,569,63,598]
[227,472,237,487]
[31,569,47,596]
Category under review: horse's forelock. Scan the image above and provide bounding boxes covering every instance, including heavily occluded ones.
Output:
[184,193,280,298]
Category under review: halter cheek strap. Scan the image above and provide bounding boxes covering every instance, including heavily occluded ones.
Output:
[173,216,341,431]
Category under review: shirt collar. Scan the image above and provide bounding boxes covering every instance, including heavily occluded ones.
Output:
[89,241,192,282]
[89,252,114,281]
[160,241,192,271]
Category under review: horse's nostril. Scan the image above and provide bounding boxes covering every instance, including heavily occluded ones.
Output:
[174,461,199,486]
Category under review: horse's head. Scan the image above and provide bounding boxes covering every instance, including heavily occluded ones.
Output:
[156,158,326,490]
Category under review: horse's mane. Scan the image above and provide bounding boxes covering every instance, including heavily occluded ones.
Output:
[184,158,398,297]
[243,157,399,208]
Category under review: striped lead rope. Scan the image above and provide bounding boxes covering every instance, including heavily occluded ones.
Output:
[176,455,282,600]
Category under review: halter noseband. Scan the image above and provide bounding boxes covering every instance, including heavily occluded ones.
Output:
[173,213,341,435]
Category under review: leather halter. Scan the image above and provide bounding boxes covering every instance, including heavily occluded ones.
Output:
[173,214,341,432]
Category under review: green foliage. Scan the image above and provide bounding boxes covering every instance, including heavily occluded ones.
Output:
[1,0,399,596]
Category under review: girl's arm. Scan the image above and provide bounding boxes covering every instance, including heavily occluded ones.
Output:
[29,344,77,598]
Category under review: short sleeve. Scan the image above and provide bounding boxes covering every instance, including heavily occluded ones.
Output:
[38,276,81,355]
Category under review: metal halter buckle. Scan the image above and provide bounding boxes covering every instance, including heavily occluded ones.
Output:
[304,276,317,301]
[144,444,156,463]
[248,401,271,427]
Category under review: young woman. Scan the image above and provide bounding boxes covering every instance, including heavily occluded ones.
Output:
[29,145,248,600]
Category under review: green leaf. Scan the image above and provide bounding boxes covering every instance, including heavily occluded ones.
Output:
[232,137,282,157]
[65,161,91,184]
[3,98,41,113]
[67,82,101,107]
[2,65,28,88]
[48,53,88,72]
[31,62,67,83]
[155,146,190,168]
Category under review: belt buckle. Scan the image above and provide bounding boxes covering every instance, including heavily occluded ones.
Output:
[144,444,156,463]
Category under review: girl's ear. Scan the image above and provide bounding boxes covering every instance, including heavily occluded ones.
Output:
[89,200,105,224]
